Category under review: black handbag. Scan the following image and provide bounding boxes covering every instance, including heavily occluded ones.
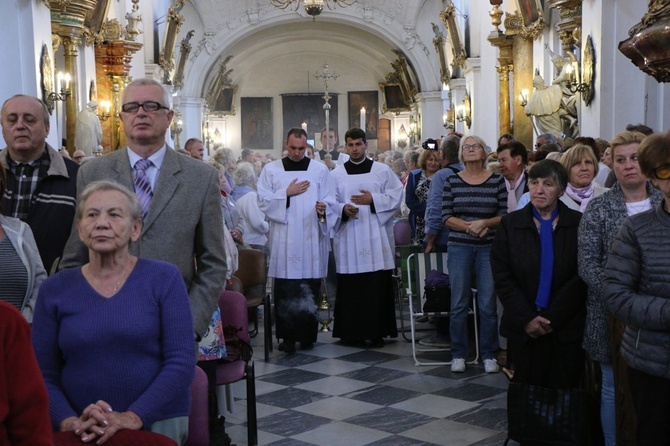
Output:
[422,269,451,313]
[422,286,451,313]
[505,381,595,446]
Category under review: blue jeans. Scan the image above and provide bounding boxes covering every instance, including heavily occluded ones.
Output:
[447,244,499,360]
[600,362,616,446]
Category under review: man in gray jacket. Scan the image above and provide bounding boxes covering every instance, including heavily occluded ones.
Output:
[59,78,227,340]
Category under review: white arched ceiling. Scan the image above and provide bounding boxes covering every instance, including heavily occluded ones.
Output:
[179,0,444,100]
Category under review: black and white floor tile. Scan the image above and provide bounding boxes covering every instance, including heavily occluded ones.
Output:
[220,315,514,446]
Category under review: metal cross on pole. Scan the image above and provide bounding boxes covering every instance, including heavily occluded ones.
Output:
[313,63,339,152]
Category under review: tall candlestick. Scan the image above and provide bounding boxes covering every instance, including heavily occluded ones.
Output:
[360,107,366,131]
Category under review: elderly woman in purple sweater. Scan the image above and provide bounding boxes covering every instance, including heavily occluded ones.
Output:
[32,181,195,445]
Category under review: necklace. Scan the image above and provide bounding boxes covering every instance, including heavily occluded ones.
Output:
[85,262,130,296]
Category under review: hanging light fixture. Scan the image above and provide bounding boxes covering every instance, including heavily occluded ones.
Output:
[269,0,356,20]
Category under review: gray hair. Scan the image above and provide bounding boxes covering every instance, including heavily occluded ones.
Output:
[458,134,489,167]
[233,162,257,188]
[76,180,143,223]
[122,78,171,109]
[212,147,234,166]
[1,95,50,126]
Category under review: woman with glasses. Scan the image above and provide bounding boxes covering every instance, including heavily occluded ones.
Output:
[578,130,660,445]
[604,131,670,444]
[406,148,440,245]
[441,135,507,373]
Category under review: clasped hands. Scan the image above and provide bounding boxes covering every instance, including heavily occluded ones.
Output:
[60,400,142,444]
[465,220,489,238]
[525,315,553,339]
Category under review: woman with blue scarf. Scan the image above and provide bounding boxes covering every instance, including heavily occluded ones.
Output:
[491,160,587,389]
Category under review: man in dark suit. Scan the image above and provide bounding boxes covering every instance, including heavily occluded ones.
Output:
[59,78,227,340]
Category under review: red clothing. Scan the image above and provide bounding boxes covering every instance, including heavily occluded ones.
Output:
[0,302,52,446]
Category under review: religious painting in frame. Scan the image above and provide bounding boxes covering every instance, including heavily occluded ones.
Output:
[281,94,339,143]
[84,0,112,33]
[516,0,543,28]
[241,97,273,151]
[39,44,55,115]
[440,1,468,69]
[348,91,378,139]
[379,75,410,114]
[213,86,237,116]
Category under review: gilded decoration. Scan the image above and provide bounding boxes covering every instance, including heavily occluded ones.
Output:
[391,49,418,102]
[432,23,451,85]
[159,0,185,83]
[206,56,237,116]
[440,1,468,69]
[619,1,670,83]
[101,19,124,41]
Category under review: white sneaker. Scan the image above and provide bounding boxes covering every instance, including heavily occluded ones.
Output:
[484,358,500,373]
[451,358,466,373]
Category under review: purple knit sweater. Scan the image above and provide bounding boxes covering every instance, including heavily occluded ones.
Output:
[32,258,195,429]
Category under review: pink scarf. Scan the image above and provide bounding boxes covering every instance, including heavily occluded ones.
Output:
[565,183,594,212]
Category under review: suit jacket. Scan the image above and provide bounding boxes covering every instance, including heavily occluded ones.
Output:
[59,147,227,337]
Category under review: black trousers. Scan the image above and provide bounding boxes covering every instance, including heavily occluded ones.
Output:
[628,366,670,445]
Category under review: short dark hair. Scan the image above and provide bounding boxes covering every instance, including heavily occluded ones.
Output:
[286,127,307,142]
[319,126,337,135]
[241,148,253,159]
[638,131,670,179]
[344,127,366,144]
[440,135,460,164]
[536,133,558,145]
[497,141,528,165]
[528,159,569,192]
[497,133,515,146]
[184,138,202,151]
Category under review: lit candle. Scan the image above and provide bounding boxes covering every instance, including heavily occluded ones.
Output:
[64,73,71,92]
[360,107,366,131]
[56,72,63,93]
[301,122,307,133]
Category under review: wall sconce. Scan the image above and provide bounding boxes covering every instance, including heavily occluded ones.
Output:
[45,71,71,114]
[519,89,529,107]
[97,100,112,121]
[397,124,408,149]
[455,91,472,128]
[563,36,595,106]
[213,128,223,146]
[171,110,183,150]
[443,109,455,130]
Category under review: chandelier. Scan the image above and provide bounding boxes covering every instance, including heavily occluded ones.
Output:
[269,0,356,20]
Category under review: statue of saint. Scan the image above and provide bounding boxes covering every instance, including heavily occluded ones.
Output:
[75,101,103,157]
[524,73,564,138]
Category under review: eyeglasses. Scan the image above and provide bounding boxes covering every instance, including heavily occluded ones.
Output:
[462,144,482,152]
[653,164,670,180]
[121,101,170,113]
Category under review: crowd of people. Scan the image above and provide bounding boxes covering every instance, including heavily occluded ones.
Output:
[0,78,668,446]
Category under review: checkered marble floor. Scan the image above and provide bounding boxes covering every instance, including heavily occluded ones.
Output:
[220,317,514,446]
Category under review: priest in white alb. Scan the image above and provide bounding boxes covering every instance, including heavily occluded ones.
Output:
[330,128,403,347]
[258,127,335,354]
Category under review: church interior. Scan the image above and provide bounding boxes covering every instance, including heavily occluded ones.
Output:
[3,1,670,446]
[2,0,668,158]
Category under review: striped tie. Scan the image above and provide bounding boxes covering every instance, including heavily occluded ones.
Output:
[133,158,153,220]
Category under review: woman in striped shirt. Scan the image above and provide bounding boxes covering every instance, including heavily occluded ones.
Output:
[441,135,508,373]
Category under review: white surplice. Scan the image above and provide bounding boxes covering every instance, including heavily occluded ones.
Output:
[258,159,336,279]
[331,161,403,274]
